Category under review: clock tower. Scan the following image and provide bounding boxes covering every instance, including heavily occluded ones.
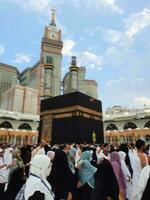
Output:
[41,9,63,98]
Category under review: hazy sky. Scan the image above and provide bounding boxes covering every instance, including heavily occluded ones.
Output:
[0,0,150,110]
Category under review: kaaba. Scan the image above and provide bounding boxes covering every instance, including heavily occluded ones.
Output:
[39,91,104,144]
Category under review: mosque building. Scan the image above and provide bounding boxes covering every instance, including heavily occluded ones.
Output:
[104,106,150,144]
[0,10,98,144]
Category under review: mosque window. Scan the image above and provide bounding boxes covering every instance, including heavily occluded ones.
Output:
[106,123,118,131]
[144,121,150,128]
[123,122,137,130]
[0,121,13,129]
[46,56,53,64]
[18,123,32,130]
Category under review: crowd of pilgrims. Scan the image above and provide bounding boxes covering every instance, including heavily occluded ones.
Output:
[0,139,150,200]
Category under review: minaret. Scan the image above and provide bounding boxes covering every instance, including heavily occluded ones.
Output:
[41,9,63,98]
[69,56,79,91]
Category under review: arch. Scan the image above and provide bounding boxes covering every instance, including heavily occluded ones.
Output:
[0,121,13,129]
[144,121,150,128]
[18,123,32,131]
[123,122,137,130]
[106,123,118,131]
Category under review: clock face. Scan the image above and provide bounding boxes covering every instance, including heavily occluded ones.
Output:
[50,32,56,39]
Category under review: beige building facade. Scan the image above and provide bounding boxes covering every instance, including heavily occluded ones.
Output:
[104,106,150,144]
[0,63,19,105]
[1,84,38,114]
[0,110,39,145]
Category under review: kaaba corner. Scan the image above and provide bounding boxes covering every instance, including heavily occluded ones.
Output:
[39,91,104,144]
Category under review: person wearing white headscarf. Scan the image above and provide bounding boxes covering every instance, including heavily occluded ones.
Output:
[119,151,132,200]
[24,154,54,200]
[31,145,45,158]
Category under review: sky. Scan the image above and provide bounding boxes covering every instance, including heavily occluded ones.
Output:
[0,0,150,111]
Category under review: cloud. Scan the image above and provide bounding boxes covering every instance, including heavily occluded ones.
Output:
[62,39,76,56]
[13,52,32,63]
[105,8,150,45]
[62,41,103,71]
[69,0,123,14]
[103,8,150,75]
[0,45,5,56]
[134,96,150,107]
[105,30,122,43]
[125,8,150,39]
[100,0,123,14]
[104,30,131,50]
[78,51,102,70]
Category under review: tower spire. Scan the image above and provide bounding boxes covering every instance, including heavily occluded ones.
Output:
[50,9,56,26]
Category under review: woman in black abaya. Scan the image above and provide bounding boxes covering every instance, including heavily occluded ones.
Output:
[93,153,119,200]
[48,149,76,200]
